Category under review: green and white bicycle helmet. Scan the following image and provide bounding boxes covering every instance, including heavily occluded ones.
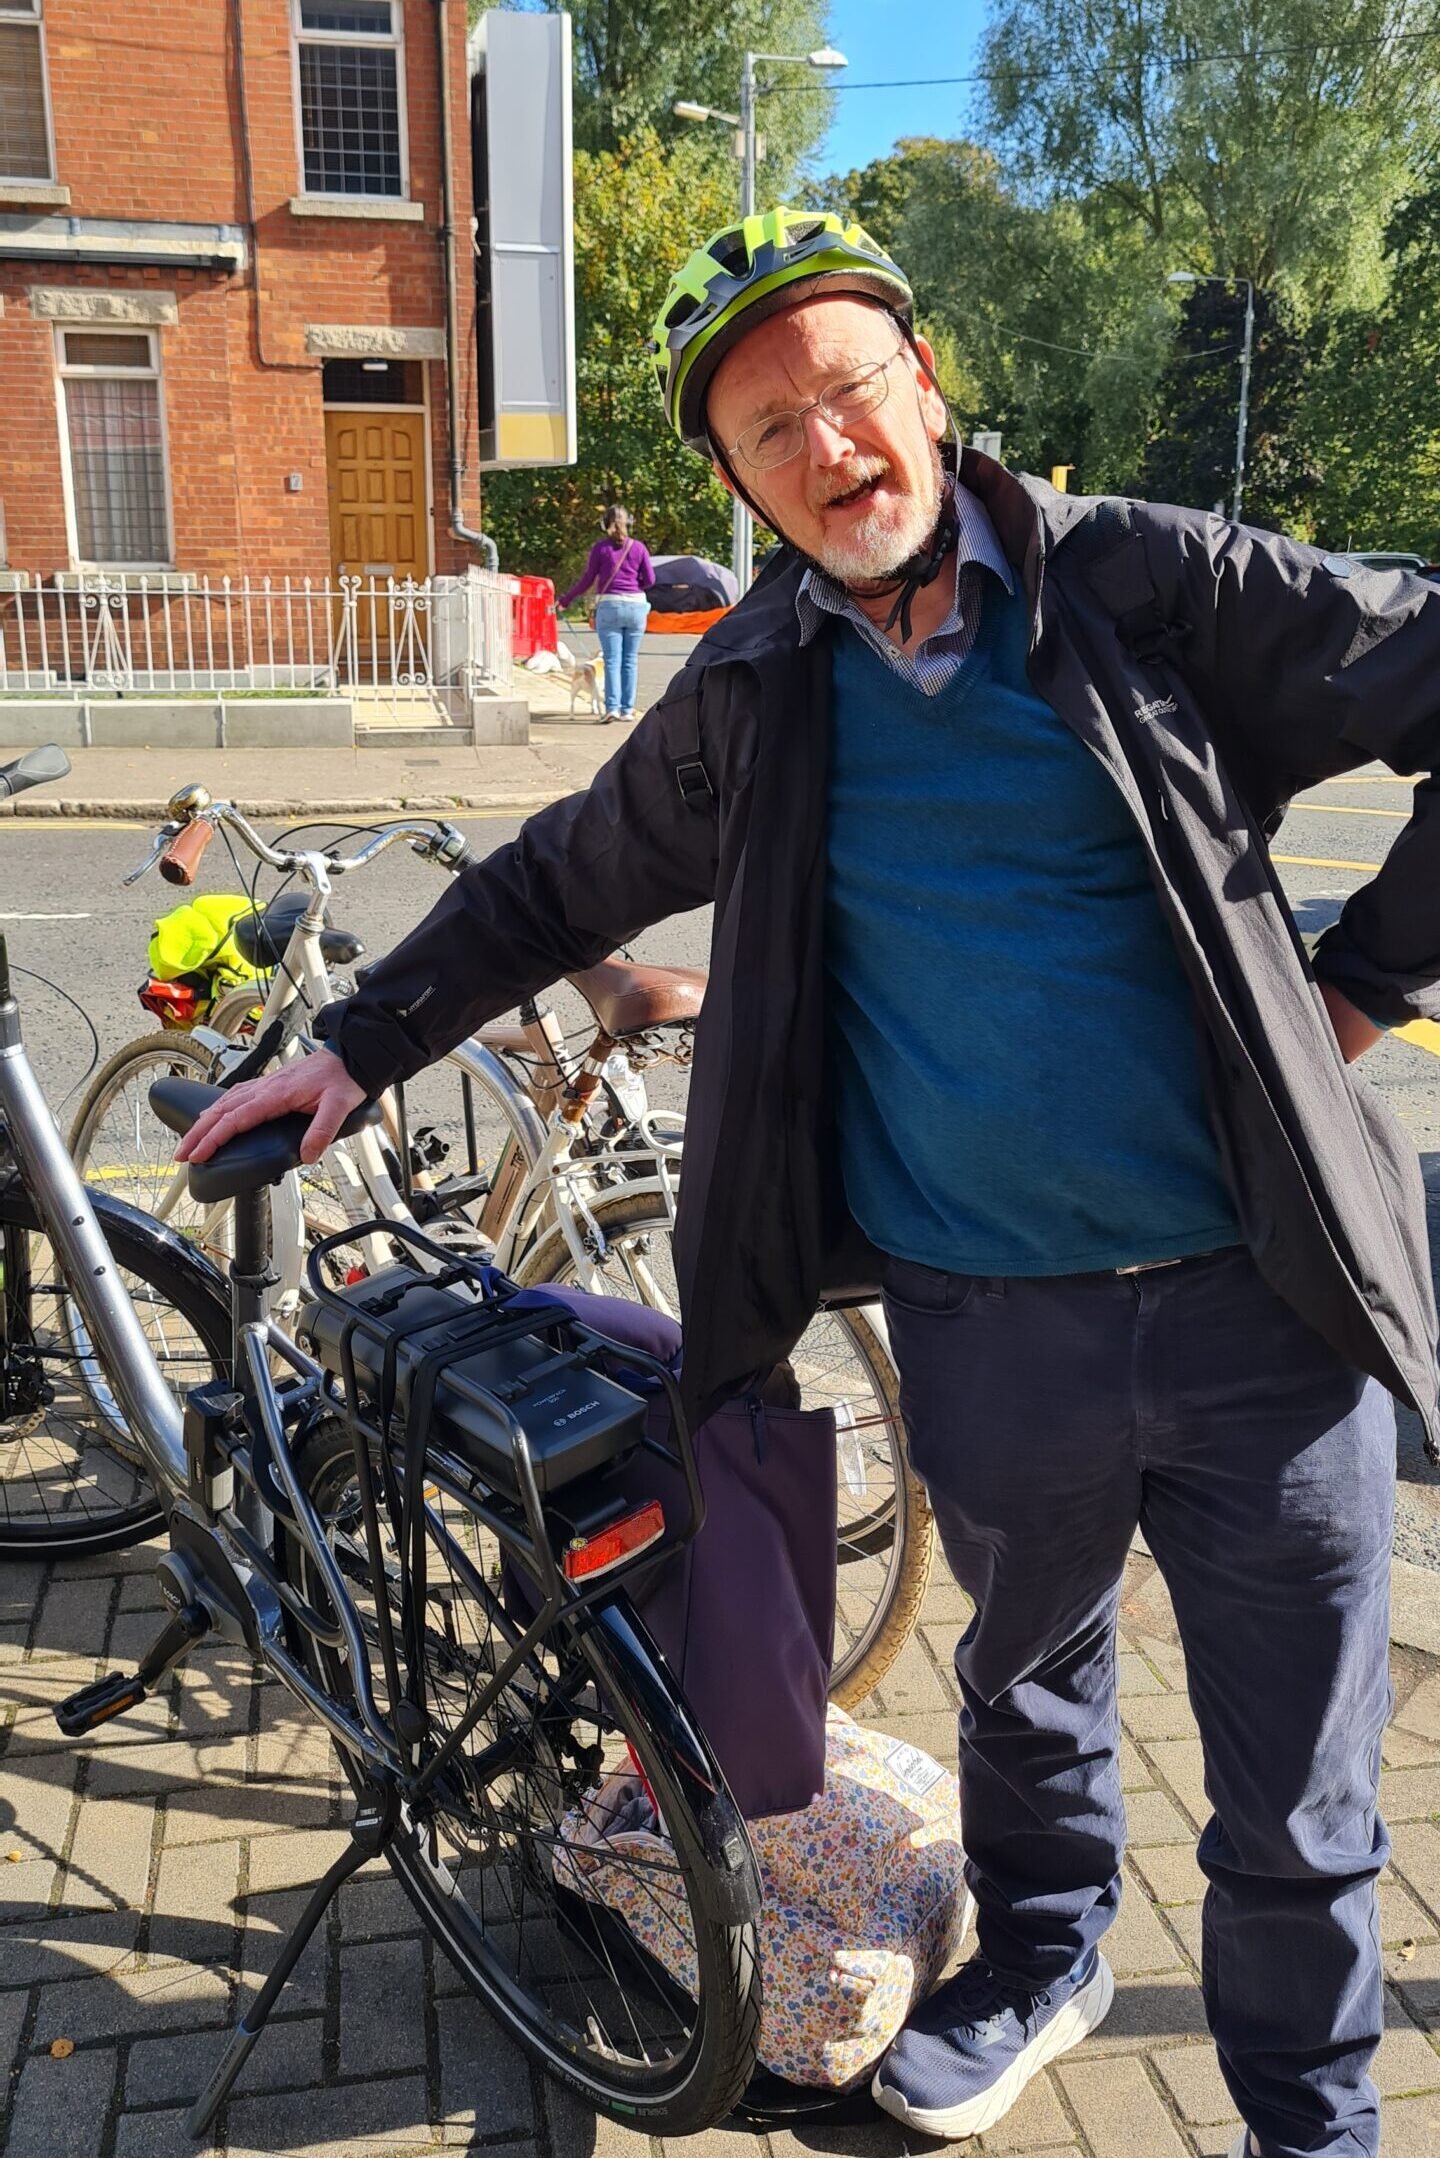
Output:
[651,206,914,454]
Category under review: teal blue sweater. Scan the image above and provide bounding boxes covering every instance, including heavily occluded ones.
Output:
[824,581,1239,1274]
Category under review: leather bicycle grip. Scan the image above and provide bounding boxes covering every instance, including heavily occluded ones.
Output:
[159,818,216,886]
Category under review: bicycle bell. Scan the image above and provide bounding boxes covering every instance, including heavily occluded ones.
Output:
[168,781,213,821]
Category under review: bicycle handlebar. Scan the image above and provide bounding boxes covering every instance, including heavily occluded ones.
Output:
[159,817,217,886]
[123,800,472,890]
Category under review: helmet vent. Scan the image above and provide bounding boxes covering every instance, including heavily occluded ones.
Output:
[709,231,751,277]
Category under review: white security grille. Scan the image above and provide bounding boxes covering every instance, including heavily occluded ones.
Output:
[0,571,516,700]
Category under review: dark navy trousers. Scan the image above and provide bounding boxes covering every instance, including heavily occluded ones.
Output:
[881,1246,1395,2158]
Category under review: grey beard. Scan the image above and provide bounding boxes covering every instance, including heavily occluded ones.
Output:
[795,439,947,592]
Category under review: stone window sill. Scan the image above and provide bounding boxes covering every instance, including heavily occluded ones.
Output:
[288,195,424,224]
[0,182,70,207]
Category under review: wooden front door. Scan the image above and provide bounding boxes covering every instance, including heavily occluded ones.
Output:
[324,409,429,655]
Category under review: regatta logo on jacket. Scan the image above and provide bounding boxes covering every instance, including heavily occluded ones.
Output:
[1136,694,1178,724]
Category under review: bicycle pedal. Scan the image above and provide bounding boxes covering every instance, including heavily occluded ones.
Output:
[54,1671,149,1738]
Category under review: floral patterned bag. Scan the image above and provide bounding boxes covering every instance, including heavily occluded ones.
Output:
[554,1705,972,2088]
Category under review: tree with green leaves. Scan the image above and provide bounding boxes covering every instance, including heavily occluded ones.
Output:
[977,0,1440,309]
[1299,170,1440,554]
[1139,283,1319,532]
[829,138,1171,494]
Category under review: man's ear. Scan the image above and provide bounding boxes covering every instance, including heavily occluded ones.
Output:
[712,459,737,499]
[910,332,948,442]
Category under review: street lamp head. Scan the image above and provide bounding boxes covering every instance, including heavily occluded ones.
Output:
[1166,270,1197,284]
[674,101,711,122]
[807,47,848,68]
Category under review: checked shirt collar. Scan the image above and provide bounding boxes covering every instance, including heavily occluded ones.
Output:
[795,474,1015,695]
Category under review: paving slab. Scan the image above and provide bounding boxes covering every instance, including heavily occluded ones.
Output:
[0,1523,1433,2158]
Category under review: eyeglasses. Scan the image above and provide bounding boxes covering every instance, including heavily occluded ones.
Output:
[728,346,905,471]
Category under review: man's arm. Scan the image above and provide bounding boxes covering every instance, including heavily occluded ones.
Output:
[1158,513,1440,1037]
[179,686,720,1163]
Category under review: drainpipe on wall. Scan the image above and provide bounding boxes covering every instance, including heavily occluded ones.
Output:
[434,0,499,571]
[231,0,310,374]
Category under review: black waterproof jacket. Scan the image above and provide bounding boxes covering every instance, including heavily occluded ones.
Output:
[332,452,1440,1452]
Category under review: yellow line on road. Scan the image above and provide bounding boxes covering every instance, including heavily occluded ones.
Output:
[1397,1018,1440,1060]
[1273,853,1382,873]
[0,809,527,832]
[1273,850,1440,1061]
[1316,773,1420,786]
[2,818,150,831]
[1290,801,1407,820]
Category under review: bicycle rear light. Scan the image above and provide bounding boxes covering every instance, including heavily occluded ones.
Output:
[138,975,209,1029]
[563,1501,665,1581]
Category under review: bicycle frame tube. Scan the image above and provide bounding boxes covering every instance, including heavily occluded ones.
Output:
[0,998,188,1499]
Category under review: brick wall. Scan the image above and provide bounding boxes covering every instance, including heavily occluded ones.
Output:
[0,0,481,579]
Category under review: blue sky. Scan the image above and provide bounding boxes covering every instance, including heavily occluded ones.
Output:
[814,0,991,175]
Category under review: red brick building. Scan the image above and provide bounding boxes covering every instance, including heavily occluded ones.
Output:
[0,0,486,584]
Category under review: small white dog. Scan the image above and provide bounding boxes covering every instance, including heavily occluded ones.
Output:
[525,640,605,719]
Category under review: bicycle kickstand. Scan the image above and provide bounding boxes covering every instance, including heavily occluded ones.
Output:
[188,1781,397,2139]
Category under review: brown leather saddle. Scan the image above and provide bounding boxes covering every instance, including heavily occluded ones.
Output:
[566,957,706,1038]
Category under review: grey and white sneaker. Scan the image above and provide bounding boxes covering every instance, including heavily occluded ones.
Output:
[872,1948,1114,2139]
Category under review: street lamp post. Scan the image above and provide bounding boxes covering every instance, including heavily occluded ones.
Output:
[1166,270,1256,522]
[675,46,846,593]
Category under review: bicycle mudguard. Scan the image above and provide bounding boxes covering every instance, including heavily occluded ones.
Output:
[585,1591,761,1930]
[0,1174,234,1353]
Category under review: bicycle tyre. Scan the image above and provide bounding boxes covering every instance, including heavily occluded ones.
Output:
[289,1413,762,2133]
[67,1031,224,1256]
[510,1186,934,1708]
[0,1182,231,1557]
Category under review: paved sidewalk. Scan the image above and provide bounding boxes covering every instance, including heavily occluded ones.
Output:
[0,725,636,823]
[0,633,700,822]
[1,1543,1437,2158]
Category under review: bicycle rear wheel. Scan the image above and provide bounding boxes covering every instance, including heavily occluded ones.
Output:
[68,1032,231,1261]
[510,1186,934,1707]
[0,1183,231,1556]
[291,1414,761,2133]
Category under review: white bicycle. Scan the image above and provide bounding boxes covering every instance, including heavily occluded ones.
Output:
[69,787,932,1701]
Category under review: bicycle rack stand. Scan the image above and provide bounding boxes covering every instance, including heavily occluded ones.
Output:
[188,1780,398,2137]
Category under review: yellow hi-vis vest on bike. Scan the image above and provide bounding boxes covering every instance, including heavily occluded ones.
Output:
[147,895,262,991]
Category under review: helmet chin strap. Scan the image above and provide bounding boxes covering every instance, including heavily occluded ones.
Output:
[866,481,959,645]
[864,338,963,644]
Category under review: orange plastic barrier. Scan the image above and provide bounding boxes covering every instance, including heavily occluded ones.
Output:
[646,607,731,635]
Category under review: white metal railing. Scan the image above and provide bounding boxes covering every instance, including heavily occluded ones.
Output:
[0,568,515,700]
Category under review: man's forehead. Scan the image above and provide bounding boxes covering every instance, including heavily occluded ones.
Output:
[710,297,898,421]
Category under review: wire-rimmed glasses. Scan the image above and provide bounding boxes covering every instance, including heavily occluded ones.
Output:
[729,346,905,471]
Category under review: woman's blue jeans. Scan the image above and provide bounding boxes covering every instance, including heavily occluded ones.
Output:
[594,595,649,716]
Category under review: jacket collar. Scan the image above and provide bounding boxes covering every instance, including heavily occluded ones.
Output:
[694,450,1096,671]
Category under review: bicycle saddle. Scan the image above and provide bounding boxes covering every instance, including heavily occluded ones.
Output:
[567,958,706,1036]
[148,1076,382,1205]
[233,892,365,969]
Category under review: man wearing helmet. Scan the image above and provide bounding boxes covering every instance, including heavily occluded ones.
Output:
[183,206,1440,2158]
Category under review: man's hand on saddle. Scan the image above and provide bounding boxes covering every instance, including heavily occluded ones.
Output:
[175,1048,368,1169]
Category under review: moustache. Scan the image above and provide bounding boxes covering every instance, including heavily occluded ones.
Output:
[811,459,892,512]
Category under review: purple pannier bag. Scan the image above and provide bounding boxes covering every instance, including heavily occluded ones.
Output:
[512,1287,837,1819]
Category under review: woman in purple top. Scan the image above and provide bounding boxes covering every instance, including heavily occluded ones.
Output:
[558,506,655,722]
